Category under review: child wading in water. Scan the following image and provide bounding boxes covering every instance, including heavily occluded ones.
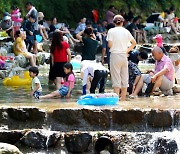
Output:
[29,66,42,99]
[39,62,75,99]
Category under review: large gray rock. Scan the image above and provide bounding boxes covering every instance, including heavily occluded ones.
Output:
[0,70,8,79]
[20,130,60,149]
[0,47,8,56]
[14,55,29,68]
[36,52,46,65]
[0,142,22,154]
[52,109,82,125]
[154,138,178,154]
[116,133,153,154]
[112,110,144,125]
[0,109,8,123]
[65,132,92,153]
[0,131,24,144]
[7,108,46,121]
[82,109,111,128]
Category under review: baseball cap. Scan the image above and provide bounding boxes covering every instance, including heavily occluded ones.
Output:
[3,12,10,17]
[113,15,125,24]
[153,34,162,40]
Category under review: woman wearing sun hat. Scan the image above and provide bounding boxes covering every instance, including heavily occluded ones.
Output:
[38,12,48,40]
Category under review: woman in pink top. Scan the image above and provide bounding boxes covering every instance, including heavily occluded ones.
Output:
[11,6,23,33]
[39,63,75,99]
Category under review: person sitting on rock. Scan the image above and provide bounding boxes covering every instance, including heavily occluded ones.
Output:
[130,46,175,98]
[0,13,14,40]
[168,46,180,84]
[128,60,141,95]
[13,30,36,66]
[128,49,148,65]
[38,12,48,41]
[126,16,147,44]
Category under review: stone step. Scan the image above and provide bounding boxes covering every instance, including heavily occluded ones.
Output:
[0,130,179,154]
[0,107,179,131]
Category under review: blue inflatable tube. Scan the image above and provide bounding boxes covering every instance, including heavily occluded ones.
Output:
[71,61,81,70]
[77,93,119,106]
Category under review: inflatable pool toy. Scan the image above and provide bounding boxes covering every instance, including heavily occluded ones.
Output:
[0,31,8,37]
[36,34,43,43]
[71,55,82,70]
[71,61,81,70]
[77,93,119,106]
[3,71,32,87]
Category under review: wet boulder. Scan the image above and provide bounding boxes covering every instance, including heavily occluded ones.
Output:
[42,41,50,52]
[0,109,8,123]
[147,110,172,128]
[7,108,46,121]
[65,132,92,153]
[0,142,22,154]
[0,131,24,144]
[20,130,60,149]
[14,55,29,68]
[0,47,8,56]
[82,109,111,128]
[132,133,153,153]
[36,52,46,65]
[154,138,178,154]
[0,70,8,79]
[112,110,144,125]
[52,109,82,125]
[174,111,180,126]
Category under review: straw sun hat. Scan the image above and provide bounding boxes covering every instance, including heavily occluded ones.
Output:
[38,12,44,18]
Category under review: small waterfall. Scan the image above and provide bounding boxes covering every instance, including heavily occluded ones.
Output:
[169,110,175,130]
[109,110,113,130]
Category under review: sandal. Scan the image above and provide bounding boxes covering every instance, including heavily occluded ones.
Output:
[129,95,136,99]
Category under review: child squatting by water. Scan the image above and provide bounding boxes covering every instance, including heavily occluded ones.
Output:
[39,62,75,99]
[29,66,42,99]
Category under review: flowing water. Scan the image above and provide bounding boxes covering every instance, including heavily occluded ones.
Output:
[1,56,180,153]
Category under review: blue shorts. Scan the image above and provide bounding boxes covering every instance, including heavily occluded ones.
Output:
[33,91,42,98]
[58,86,69,97]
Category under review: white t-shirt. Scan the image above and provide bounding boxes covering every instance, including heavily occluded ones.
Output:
[167,13,175,21]
[32,76,42,92]
[81,61,108,86]
[106,26,134,53]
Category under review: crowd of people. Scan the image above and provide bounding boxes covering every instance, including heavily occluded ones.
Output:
[0,2,180,100]
[158,6,180,34]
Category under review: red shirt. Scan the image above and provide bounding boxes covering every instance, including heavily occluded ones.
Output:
[53,41,70,62]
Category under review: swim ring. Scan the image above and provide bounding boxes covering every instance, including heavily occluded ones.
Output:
[71,61,81,70]
[77,93,119,106]
[3,71,32,86]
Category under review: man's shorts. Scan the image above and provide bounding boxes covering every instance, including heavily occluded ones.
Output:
[143,74,173,91]
[58,86,69,97]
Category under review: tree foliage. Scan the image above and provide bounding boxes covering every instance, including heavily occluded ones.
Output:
[0,0,179,27]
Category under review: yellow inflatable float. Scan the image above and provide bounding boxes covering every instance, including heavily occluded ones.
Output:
[3,71,32,86]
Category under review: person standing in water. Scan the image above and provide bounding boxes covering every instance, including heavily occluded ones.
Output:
[29,66,42,99]
[106,15,136,101]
